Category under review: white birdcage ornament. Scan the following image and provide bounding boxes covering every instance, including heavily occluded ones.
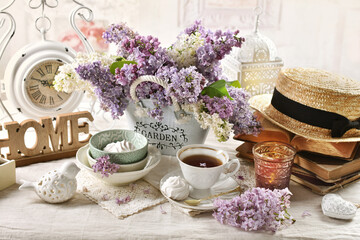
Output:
[222,7,283,96]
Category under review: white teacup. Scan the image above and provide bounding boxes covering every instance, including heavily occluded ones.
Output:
[177,144,240,198]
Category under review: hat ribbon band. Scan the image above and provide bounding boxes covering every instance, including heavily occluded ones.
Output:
[271,88,360,138]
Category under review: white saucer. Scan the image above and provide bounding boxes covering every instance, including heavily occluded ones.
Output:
[76,144,161,186]
[160,170,239,211]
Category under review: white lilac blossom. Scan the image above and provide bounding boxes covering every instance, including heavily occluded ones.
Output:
[183,102,233,142]
[168,32,204,69]
[53,52,115,95]
[213,187,295,232]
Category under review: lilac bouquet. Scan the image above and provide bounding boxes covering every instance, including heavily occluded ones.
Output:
[213,187,295,232]
[54,21,260,141]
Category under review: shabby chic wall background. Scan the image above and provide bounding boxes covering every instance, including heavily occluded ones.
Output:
[1,0,359,83]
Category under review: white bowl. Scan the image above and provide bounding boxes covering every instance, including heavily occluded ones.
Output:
[87,148,148,172]
[76,144,161,186]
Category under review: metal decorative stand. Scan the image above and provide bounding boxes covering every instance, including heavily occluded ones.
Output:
[0,0,114,129]
[0,0,16,121]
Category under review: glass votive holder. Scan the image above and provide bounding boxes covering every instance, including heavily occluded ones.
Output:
[252,141,296,190]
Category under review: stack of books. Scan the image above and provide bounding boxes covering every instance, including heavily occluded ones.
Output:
[235,112,360,195]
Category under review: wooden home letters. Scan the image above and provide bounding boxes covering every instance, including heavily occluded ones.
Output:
[0,111,94,166]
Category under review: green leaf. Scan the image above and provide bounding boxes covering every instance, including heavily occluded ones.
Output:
[201,80,233,100]
[226,80,241,88]
[110,60,137,75]
[115,57,125,61]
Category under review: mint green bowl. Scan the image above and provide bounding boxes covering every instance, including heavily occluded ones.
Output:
[89,129,148,164]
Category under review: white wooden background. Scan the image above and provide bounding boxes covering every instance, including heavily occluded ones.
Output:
[1,0,359,81]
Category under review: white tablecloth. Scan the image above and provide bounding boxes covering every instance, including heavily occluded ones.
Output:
[1,114,360,240]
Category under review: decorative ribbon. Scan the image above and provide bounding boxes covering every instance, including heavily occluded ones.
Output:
[331,119,360,138]
[271,88,360,138]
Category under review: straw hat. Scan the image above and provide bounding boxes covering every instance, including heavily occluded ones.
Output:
[249,68,360,142]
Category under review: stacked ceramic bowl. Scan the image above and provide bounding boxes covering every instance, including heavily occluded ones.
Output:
[88,129,149,171]
[76,129,161,186]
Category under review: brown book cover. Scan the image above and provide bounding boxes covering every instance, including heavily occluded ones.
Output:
[291,164,360,183]
[290,172,360,195]
[294,149,360,181]
[291,135,359,160]
[233,111,294,143]
[235,142,255,160]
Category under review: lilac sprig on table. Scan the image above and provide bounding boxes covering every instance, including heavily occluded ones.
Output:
[213,187,295,232]
[92,155,120,178]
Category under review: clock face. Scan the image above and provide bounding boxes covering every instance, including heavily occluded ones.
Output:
[24,60,71,109]
[5,40,84,118]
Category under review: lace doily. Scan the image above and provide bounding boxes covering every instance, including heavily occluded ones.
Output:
[76,170,166,219]
[234,159,256,190]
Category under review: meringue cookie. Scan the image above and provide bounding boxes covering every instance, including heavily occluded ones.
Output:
[161,176,190,200]
[103,140,136,153]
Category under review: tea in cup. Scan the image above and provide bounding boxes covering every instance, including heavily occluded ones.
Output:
[177,144,240,198]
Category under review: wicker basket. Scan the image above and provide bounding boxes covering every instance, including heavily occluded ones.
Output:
[126,75,209,156]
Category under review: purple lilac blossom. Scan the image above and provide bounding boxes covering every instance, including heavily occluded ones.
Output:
[167,66,208,104]
[213,187,295,232]
[102,194,110,201]
[112,36,175,120]
[182,20,245,83]
[92,155,120,178]
[115,195,131,205]
[129,183,136,191]
[76,61,130,119]
[102,23,137,45]
[228,87,261,135]
[301,210,311,218]
[148,106,164,121]
[201,95,234,119]
[160,205,167,214]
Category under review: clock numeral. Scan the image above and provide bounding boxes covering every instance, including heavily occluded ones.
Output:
[29,85,39,91]
[37,68,45,77]
[49,96,54,105]
[31,77,41,81]
[55,65,60,75]
[45,65,52,74]
[39,95,47,104]
[31,90,42,100]
[57,94,63,101]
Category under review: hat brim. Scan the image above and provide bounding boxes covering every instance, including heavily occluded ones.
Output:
[249,94,360,142]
